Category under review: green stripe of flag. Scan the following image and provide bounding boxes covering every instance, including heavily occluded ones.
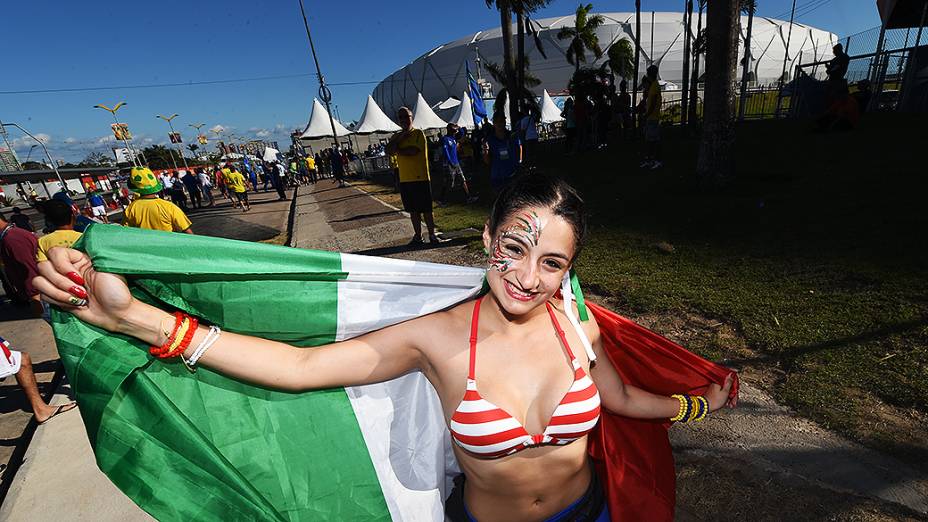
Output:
[56,225,391,521]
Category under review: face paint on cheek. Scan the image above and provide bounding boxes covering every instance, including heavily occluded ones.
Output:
[488,236,514,273]
[487,211,545,274]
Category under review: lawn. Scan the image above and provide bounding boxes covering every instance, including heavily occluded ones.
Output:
[353,113,928,457]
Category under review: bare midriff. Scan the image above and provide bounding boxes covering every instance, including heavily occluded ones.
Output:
[454,437,591,522]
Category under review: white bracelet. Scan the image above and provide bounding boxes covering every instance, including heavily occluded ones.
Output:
[183,325,221,371]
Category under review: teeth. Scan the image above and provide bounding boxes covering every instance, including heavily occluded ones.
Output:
[506,281,532,297]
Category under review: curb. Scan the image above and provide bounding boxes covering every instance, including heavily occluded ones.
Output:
[0,360,67,506]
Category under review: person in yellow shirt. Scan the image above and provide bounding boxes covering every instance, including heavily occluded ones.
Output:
[305,155,317,184]
[36,200,82,263]
[642,64,663,170]
[222,164,250,212]
[386,107,440,246]
[122,166,193,233]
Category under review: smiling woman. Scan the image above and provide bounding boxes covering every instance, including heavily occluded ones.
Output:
[34,172,737,522]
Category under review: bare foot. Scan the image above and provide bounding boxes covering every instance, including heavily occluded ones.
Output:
[35,401,77,425]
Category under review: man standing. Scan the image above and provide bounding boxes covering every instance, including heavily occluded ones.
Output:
[386,107,441,245]
[197,168,215,207]
[330,146,346,188]
[8,207,34,232]
[123,166,193,233]
[273,161,288,200]
[223,165,250,211]
[641,65,663,170]
[438,124,476,206]
[0,214,40,308]
[181,170,203,210]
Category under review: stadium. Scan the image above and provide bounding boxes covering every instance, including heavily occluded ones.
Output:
[372,12,838,116]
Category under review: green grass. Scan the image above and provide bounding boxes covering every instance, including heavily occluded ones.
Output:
[360,113,928,453]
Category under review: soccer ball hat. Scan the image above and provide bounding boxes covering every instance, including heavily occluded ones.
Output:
[129,167,163,196]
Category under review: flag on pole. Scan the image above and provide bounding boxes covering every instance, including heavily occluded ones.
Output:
[466,61,488,124]
[53,225,737,521]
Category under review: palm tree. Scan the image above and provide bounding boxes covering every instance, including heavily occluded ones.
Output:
[557,4,606,73]
[187,143,199,156]
[511,0,551,116]
[696,0,740,187]
[737,0,757,121]
[688,0,706,126]
[681,0,694,126]
[486,0,517,120]
[605,38,635,84]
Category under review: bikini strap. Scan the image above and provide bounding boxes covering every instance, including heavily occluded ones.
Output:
[468,297,482,380]
[545,302,578,361]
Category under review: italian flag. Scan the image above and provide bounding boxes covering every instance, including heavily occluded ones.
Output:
[53,225,736,521]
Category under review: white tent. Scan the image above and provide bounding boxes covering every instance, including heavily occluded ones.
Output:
[354,95,401,134]
[449,91,476,129]
[540,90,564,123]
[412,93,448,130]
[433,97,462,111]
[301,98,352,139]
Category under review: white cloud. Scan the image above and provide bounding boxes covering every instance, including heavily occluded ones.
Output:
[209,124,226,134]
[64,137,77,144]
[256,129,270,138]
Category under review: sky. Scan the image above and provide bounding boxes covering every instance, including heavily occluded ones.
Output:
[2,0,880,163]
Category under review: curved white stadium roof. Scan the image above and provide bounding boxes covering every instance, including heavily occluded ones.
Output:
[373,12,837,116]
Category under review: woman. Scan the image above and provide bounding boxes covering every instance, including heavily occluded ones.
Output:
[34,174,733,521]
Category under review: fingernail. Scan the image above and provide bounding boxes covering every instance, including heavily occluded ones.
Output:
[67,296,88,307]
[66,272,85,286]
[69,286,88,299]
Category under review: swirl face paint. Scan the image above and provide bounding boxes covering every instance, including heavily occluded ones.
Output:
[488,211,544,273]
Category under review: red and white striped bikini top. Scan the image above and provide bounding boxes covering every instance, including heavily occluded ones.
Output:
[449,297,601,459]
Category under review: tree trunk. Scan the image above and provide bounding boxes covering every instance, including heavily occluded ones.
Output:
[632,0,641,129]
[688,4,704,126]
[517,12,526,117]
[738,6,754,121]
[499,5,517,122]
[696,0,739,187]
[681,0,693,126]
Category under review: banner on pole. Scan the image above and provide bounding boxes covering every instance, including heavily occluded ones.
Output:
[113,148,134,164]
[197,134,208,145]
[111,123,131,141]
[169,132,182,144]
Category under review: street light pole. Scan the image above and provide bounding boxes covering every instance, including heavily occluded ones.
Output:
[94,102,143,167]
[157,114,191,172]
[189,123,206,161]
[298,0,341,153]
[0,120,67,192]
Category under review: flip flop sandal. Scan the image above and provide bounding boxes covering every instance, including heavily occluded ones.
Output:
[37,402,77,425]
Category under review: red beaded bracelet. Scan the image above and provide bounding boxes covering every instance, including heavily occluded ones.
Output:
[149,312,185,357]
[161,316,198,359]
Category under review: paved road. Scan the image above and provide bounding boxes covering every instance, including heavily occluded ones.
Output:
[0,187,293,521]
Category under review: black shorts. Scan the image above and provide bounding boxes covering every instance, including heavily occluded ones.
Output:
[232,191,248,203]
[399,181,432,213]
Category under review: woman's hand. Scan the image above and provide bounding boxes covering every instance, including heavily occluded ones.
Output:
[33,247,134,333]
[704,373,737,411]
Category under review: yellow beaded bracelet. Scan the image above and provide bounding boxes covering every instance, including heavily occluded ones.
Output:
[695,396,710,421]
[670,394,688,422]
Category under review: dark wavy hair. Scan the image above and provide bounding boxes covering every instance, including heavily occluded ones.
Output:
[488,173,587,260]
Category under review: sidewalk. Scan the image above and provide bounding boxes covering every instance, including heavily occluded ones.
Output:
[0,188,294,520]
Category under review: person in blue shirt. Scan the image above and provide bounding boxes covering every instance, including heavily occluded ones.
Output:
[482,110,522,193]
[86,189,109,224]
[437,124,477,206]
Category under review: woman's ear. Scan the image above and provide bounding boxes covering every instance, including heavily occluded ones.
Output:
[482,223,492,255]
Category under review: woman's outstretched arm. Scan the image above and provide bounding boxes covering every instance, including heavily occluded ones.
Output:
[34,247,425,392]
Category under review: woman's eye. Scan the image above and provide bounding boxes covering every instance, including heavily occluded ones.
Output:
[505,245,523,256]
[544,260,562,270]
